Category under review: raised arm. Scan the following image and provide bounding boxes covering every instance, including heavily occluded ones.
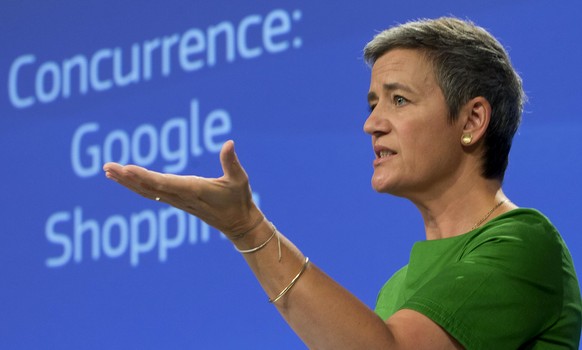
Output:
[103,140,462,350]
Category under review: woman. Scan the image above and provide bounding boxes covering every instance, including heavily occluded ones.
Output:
[104,18,581,349]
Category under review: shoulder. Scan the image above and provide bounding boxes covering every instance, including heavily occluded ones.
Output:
[480,208,557,236]
[460,208,566,291]
[464,208,562,256]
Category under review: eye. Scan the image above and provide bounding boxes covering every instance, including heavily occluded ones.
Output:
[394,95,408,106]
[368,103,377,113]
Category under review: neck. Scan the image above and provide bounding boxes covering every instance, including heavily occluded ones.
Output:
[409,176,515,240]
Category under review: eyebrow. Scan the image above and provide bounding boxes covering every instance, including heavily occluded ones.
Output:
[367,82,415,103]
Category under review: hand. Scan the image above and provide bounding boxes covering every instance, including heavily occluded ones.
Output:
[102,140,263,238]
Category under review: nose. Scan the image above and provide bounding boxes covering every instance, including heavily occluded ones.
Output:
[363,107,388,136]
[363,110,375,135]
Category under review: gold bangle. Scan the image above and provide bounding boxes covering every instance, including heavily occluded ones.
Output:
[235,222,282,262]
[269,257,310,303]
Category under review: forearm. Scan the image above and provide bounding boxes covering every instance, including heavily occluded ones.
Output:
[103,144,461,349]
[232,218,395,350]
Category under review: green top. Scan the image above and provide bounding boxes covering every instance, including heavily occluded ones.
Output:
[375,209,582,349]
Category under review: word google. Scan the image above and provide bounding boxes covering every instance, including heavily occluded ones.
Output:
[8,8,302,109]
[71,98,229,178]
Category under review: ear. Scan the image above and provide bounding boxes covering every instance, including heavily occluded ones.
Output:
[459,96,491,146]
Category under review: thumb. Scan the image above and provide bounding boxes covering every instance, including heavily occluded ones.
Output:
[219,140,247,181]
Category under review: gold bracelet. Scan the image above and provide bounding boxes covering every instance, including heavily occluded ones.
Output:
[235,222,282,262]
[269,257,310,303]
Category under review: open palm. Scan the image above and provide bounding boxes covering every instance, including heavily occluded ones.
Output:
[103,140,263,237]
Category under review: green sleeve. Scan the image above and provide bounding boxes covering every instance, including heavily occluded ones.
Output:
[401,219,567,349]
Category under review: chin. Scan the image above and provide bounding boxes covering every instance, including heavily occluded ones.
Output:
[371,176,395,194]
[371,175,409,197]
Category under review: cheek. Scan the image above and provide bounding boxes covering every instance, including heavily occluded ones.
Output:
[400,128,432,164]
[422,135,462,172]
[403,129,454,171]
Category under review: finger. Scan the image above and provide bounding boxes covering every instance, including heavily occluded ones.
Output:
[104,163,144,185]
[115,176,156,200]
[219,140,248,181]
[103,162,120,171]
[104,163,164,199]
[103,162,123,181]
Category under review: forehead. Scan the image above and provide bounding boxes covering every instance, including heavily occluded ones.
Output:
[369,48,437,91]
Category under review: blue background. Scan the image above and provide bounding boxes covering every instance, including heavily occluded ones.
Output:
[1,1,581,349]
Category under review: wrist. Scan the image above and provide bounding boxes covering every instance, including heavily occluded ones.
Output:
[234,220,281,262]
[230,218,274,251]
[224,205,264,240]
[229,215,265,240]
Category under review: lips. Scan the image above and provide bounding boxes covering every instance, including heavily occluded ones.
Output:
[373,144,397,166]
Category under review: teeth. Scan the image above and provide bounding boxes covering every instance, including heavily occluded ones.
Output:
[379,150,393,158]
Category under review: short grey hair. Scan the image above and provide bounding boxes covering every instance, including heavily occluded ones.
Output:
[364,17,525,181]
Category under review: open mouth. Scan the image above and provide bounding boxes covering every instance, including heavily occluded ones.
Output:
[378,150,396,158]
[373,145,397,167]
[374,144,397,159]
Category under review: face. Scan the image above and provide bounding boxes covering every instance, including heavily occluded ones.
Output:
[364,49,465,199]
